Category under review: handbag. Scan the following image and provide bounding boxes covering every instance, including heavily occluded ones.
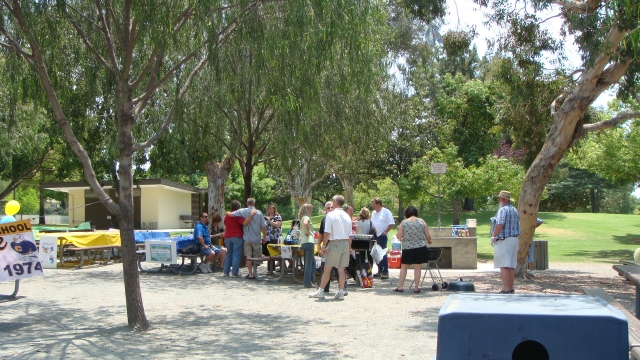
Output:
[368,220,379,242]
[178,243,200,255]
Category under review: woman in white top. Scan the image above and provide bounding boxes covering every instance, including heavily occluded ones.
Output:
[298,203,316,288]
[354,207,374,265]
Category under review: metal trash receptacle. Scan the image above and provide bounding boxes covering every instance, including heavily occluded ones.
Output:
[534,240,548,270]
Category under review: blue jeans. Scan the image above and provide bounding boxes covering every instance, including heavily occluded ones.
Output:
[301,242,316,287]
[378,235,388,274]
[223,237,243,276]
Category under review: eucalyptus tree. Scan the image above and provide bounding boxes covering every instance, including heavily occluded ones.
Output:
[476,0,640,274]
[0,0,294,330]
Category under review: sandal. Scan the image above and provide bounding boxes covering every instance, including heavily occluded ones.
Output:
[392,288,404,292]
[413,289,421,293]
[245,275,256,279]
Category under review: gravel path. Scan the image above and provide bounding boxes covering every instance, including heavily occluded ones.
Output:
[0,261,633,359]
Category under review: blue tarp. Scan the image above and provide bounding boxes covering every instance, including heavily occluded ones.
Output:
[134,233,195,250]
[133,232,172,243]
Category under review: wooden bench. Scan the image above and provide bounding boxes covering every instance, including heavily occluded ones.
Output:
[66,246,121,268]
[248,256,285,282]
[137,249,205,275]
[582,287,640,359]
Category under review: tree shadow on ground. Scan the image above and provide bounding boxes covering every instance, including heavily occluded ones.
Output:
[564,249,633,263]
[537,213,567,221]
[0,299,338,359]
[611,233,640,245]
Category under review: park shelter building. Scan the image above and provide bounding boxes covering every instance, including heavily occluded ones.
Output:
[40,179,203,230]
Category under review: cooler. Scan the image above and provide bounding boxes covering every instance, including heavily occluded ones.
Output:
[388,255,401,269]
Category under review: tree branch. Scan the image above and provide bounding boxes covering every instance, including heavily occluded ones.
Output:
[132,1,260,105]
[133,55,209,152]
[552,0,601,13]
[583,111,640,132]
[94,0,120,71]
[64,8,117,74]
[6,0,120,216]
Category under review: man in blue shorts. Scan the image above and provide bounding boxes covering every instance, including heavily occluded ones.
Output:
[194,212,227,274]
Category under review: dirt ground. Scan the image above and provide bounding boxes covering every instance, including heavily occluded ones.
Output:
[0,261,634,359]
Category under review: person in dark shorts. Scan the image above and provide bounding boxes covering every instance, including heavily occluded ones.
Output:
[392,206,432,293]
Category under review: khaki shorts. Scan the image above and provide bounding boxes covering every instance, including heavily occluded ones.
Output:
[494,237,519,269]
[324,240,349,268]
[244,242,262,258]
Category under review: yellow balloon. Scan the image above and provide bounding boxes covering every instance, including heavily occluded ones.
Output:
[5,200,20,216]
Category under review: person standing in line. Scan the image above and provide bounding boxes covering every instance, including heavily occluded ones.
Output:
[310,195,352,300]
[371,197,395,279]
[298,203,316,288]
[194,212,226,274]
[393,206,432,293]
[491,190,520,294]
[527,218,544,277]
[227,198,267,280]
[223,200,248,277]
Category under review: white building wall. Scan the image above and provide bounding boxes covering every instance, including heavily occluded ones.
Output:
[141,187,160,229]
[157,187,191,229]
[67,189,85,227]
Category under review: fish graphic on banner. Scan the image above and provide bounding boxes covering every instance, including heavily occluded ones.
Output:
[0,219,44,282]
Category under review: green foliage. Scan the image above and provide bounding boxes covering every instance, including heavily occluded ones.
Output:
[434,74,498,166]
[14,186,39,214]
[488,58,567,167]
[405,144,525,208]
[569,120,640,185]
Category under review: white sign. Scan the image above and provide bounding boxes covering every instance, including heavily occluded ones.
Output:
[38,236,58,269]
[145,240,178,264]
[430,163,447,174]
[280,245,292,260]
[0,220,44,282]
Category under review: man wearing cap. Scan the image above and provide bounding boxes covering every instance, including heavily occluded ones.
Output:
[491,190,520,294]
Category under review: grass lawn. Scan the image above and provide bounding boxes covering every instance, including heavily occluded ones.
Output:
[283,211,640,264]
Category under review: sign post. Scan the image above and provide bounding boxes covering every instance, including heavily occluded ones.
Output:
[430,163,447,229]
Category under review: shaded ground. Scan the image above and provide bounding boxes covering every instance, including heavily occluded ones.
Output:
[0,261,634,359]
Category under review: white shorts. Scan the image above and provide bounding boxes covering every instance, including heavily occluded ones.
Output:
[494,237,519,269]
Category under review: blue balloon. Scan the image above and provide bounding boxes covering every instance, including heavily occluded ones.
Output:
[0,215,16,224]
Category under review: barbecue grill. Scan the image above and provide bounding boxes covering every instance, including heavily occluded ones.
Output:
[411,246,448,291]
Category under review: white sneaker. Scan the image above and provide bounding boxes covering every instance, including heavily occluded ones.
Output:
[527,270,535,277]
[199,263,210,274]
[343,289,348,296]
[309,288,325,299]
[334,290,345,300]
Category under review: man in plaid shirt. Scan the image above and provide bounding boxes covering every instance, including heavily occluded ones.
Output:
[491,190,520,294]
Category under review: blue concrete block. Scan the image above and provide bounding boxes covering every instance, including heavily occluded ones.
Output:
[436,294,628,360]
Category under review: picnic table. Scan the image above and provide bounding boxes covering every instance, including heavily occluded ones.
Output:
[613,264,640,319]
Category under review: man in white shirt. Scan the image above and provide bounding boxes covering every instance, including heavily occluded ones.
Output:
[309,195,352,300]
[371,197,395,279]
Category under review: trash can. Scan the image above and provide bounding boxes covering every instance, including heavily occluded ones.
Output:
[533,240,548,270]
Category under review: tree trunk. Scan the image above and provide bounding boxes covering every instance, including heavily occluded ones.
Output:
[117,116,149,330]
[242,162,254,202]
[453,197,461,225]
[515,57,625,275]
[287,174,313,206]
[39,187,46,225]
[397,197,404,222]
[589,188,600,213]
[338,172,355,207]
[463,197,474,211]
[205,152,234,219]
